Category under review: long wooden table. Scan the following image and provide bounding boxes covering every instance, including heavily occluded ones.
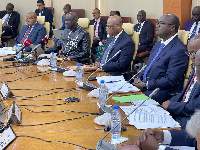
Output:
[0,59,142,150]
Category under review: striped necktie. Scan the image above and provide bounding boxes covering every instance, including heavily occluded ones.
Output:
[20,27,32,44]
[189,22,198,40]
[101,38,115,64]
[2,15,9,27]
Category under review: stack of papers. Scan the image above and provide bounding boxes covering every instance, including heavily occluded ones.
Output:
[96,76,139,93]
[120,105,180,129]
[0,47,15,55]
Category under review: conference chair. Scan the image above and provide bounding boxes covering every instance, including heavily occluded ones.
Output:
[0,19,2,43]
[178,30,190,45]
[122,23,139,70]
[37,16,50,38]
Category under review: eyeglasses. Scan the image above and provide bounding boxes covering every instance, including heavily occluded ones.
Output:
[106,25,115,29]
[156,21,173,26]
[185,51,197,57]
[25,17,36,21]
[92,12,100,15]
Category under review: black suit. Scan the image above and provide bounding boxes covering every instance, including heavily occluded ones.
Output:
[0,11,20,38]
[89,18,107,62]
[134,21,154,53]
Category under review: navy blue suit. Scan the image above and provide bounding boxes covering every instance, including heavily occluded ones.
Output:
[134,21,154,53]
[0,11,20,38]
[98,30,135,76]
[137,35,188,104]
[167,70,200,128]
[15,22,46,52]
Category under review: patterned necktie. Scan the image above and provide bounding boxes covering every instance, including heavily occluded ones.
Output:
[142,43,165,82]
[137,23,141,32]
[2,15,9,27]
[20,27,32,44]
[101,38,115,64]
[189,22,198,39]
[181,74,196,102]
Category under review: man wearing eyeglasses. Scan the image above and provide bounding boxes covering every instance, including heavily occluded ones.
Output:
[89,8,107,63]
[159,34,200,129]
[14,12,46,52]
[183,6,200,40]
[94,15,135,76]
[133,14,188,105]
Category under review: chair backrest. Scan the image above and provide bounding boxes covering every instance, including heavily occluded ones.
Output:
[71,9,85,18]
[122,23,139,70]
[37,16,50,38]
[146,18,157,43]
[178,30,190,45]
[0,19,2,36]
[78,18,94,48]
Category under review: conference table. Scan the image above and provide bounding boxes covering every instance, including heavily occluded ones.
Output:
[0,59,143,150]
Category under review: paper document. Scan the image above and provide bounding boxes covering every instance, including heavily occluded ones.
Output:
[0,47,15,55]
[159,145,195,150]
[120,105,180,129]
[96,76,125,84]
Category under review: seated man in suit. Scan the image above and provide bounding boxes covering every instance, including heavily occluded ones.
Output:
[94,15,135,76]
[45,12,90,64]
[89,8,107,63]
[160,34,200,128]
[133,13,188,104]
[15,12,46,52]
[183,6,200,40]
[0,3,20,42]
[35,0,53,38]
[133,10,154,63]
[136,109,200,150]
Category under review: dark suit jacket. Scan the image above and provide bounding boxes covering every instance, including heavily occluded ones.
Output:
[15,22,46,52]
[89,18,107,41]
[98,30,135,76]
[0,11,20,38]
[183,19,200,34]
[137,35,188,104]
[35,7,53,26]
[134,21,154,53]
[169,130,196,148]
[167,70,200,128]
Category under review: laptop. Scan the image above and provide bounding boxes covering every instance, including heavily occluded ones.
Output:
[53,29,63,39]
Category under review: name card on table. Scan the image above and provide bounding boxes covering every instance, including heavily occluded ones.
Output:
[0,125,16,150]
[0,82,15,100]
[7,101,21,125]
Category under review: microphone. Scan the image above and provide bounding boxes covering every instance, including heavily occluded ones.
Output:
[96,88,160,150]
[99,65,147,114]
[83,50,122,91]
[16,39,32,55]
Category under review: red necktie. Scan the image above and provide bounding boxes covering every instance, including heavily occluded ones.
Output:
[20,27,32,44]
[181,74,196,102]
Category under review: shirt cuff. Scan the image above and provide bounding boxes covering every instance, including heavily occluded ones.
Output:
[161,130,172,145]
[158,145,167,150]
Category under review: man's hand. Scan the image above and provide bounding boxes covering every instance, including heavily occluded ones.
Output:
[161,100,171,110]
[93,61,101,68]
[133,78,144,90]
[149,130,164,143]
[102,39,107,45]
[7,24,11,28]
[136,131,159,150]
[93,37,100,41]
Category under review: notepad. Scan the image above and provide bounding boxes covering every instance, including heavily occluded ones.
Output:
[112,94,154,103]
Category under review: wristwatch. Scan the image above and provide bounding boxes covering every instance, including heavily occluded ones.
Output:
[143,83,147,91]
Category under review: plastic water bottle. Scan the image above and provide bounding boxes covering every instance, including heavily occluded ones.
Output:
[98,80,108,107]
[15,44,21,59]
[111,105,121,143]
[76,63,84,86]
[50,51,57,70]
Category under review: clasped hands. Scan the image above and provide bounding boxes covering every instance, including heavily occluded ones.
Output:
[133,78,145,91]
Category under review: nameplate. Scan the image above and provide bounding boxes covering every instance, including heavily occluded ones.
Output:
[0,82,15,100]
[0,125,16,150]
[7,101,21,125]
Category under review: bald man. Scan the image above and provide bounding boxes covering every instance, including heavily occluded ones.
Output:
[95,15,135,76]
[45,12,90,64]
[183,6,200,39]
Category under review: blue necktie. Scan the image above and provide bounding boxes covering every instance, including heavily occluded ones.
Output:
[101,38,115,64]
[189,22,198,39]
[142,43,165,82]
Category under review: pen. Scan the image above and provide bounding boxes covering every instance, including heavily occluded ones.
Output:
[106,80,121,83]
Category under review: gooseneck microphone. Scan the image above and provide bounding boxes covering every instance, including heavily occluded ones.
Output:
[96,88,160,150]
[99,64,147,114]
[31,37,48,53]
[83,50,122,91]
[16,39,32,55]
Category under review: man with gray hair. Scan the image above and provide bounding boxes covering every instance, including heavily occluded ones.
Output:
[45,12,90,64]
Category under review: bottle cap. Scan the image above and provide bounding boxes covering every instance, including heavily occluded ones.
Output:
[77,63,81,66]
[51,51,54,54]
[113,105,119,109]
[100,80,105,84]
